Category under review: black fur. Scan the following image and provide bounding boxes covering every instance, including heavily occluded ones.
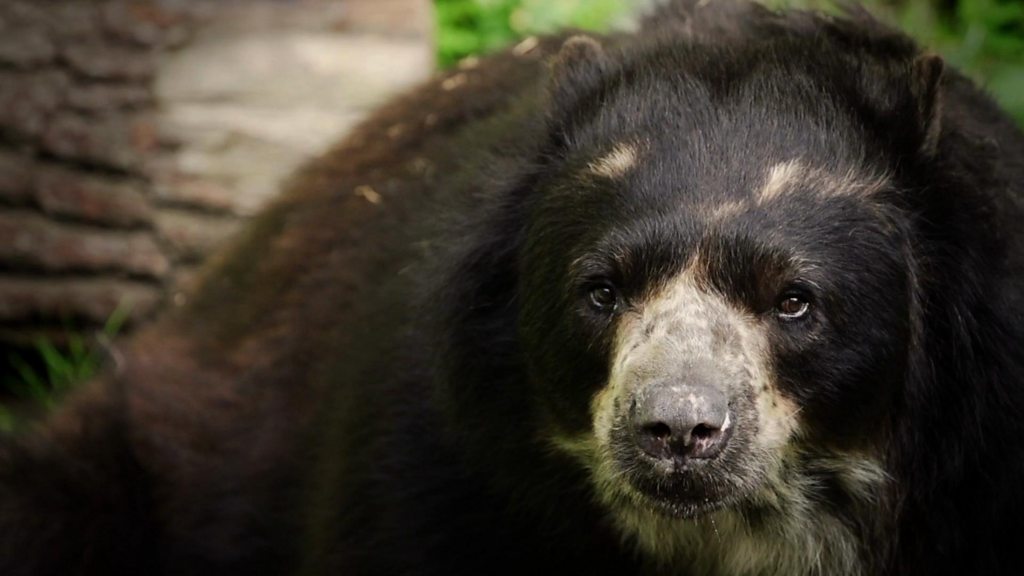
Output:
[2,2,1023,574]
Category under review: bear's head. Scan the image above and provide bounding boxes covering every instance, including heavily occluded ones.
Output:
[437,6,974,575]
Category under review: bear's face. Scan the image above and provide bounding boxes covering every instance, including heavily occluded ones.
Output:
[515,37,928,569]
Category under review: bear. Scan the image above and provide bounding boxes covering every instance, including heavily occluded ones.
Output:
[2,0,1024,574]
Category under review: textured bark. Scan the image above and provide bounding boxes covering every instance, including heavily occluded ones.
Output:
[0,1,192,347]
[0,0,432,348]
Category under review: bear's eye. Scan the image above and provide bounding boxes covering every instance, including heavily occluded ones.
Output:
[776,292,811,320]
[587,284,619,313]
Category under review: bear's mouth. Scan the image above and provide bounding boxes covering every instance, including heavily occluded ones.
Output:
[621,459,744,518]
[607,415,756,519]
[633,486,735,519]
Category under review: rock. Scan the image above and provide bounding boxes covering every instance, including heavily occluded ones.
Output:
[155,1,433,215]
[41,112,158,172]
[100,1,197,48]
[0,276,162,324]
[66,83,153,113]
[155,208,241,263]
[0,29,57,68]
[34,166,153,227]
[0,70,69,141]
[0,151,34,204]
[0,211,170,278]
[152,173,238,213]
[60,42,157,81]
[0,0,434,344]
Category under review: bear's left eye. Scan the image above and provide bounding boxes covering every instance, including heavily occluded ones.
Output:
[587,283,619,313]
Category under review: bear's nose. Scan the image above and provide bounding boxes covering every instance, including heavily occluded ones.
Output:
[631,380,731,461]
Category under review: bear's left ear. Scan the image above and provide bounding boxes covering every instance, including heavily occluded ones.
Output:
[910,53,944,157]
[547,35,614,126]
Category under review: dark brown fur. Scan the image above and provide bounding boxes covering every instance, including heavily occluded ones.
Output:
[0,36,569,574]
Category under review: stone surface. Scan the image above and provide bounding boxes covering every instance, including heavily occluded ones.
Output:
[100,1,198,47]
[61,42,158,80]
[0,212,170,278]
[41,112,159,172]
[35,166,153,227]
[0,277,162,324]
[0,3,50,35]
[0,29,56,68]
[155,0,433,215]
[66,83,154,113]
[155,208,242,263]
[0,70,70,141]
[0,0,434,344]
[0,151,34,204]
[38,2,103,42]
[152,172,237,213]
[339,0,435,36]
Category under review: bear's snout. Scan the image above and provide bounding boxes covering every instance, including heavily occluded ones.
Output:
[630,378,732,462]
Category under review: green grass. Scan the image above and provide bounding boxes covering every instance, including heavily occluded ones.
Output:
[0,306,130,432]
[434,0,1024,125]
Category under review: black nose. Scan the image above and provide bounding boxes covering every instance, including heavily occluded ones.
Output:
[631,380,731,461]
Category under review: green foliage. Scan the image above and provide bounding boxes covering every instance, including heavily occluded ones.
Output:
[434,0,1024,125]
[0,306,130,432]
[768,0,1024,125]
[435,0,633,67]
[897,0,1024,125]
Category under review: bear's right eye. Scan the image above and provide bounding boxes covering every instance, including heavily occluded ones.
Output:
[775,290,812,321]
[587,284,619,313]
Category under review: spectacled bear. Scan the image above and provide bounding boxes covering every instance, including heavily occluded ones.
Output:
[2,1,1023,574]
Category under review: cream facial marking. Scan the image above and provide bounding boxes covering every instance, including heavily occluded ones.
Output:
[707,199,748,223]
[758,160,890,203]
[593,269,800,454]
[549,264,888,575]
[587,142,639,179]
[760,160,806,202]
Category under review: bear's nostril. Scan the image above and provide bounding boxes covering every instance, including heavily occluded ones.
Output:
[644,422,672,440]
[691,423,718,441]
[636,422,673,459]
[687,423,727,459]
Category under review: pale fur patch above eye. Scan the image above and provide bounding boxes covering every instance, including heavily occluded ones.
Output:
[588,142,639,179]
[707,199,748,223]
[759,160,891,203]
[759,160,807,202]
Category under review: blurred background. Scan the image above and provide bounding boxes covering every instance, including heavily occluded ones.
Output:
[1,0,1021,422]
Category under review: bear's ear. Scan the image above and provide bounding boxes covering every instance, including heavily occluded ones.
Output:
[548,35,614,122]
[910,53,944,157]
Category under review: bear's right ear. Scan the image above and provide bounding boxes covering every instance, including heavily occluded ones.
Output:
[547,35,614,122]
[910,53,944,157]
